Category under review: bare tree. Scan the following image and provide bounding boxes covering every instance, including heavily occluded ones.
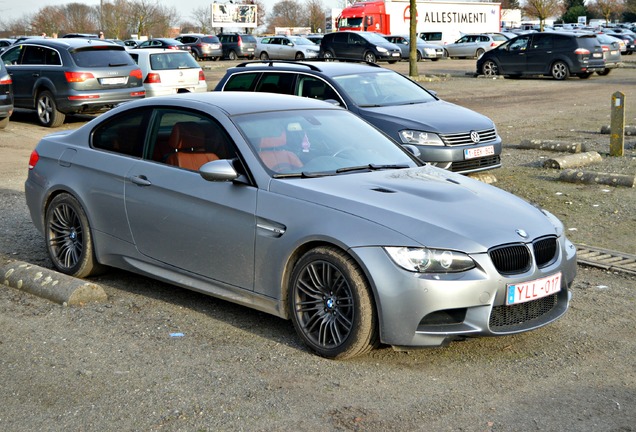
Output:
[129,0,176,37]
[522,0,564,31]
[589,0,625,23]
[31,6,66,36]
[190,5,211,34]
[4,15,34,35]
[268,0,306,32]
[306,0,326,33]
[102,0,133,39]
[64,3,100,33]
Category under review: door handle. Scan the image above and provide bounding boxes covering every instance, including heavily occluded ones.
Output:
[131,175,152,186]
[32,73,40,77]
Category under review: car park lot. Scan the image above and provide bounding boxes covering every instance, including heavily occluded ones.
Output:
[1,59,635,431]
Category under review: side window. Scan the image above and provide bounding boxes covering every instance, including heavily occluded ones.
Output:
[2,45,23,65]
[44,48,61,65]
[149,109,236,170]
[532,35,553,50]
[92,108,150,157]
[223,72,261,91]
[509,36,530,51]
[23,46,46,64]
[296,76,344,106]
[255,72,295,94]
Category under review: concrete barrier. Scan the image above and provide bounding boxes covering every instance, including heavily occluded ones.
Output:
[1,261,107,305]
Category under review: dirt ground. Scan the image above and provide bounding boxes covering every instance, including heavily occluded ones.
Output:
[0,59,634,431]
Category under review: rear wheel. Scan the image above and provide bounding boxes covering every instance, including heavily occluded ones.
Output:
[45,193,104,278]
[36,90,65,128]
[364,51,377,63]
[475,48,485,58]
[551,61,570,80]
[259,51,269,60]
[289,246,378,359]
[228,50,238,61]
[481,60,499,77]
[0,116,8,129]
[597,68,611,76]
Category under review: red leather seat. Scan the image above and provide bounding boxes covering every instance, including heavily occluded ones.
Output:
[166,122,219,170]
[258,131,303,173]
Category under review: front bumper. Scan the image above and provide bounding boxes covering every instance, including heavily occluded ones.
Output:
[350,236,577,348]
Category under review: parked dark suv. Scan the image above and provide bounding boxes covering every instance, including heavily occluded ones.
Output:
[320,31,402,63]
[215,60,502,174]
[217,33,257,60]
[0,38,145,127]
[175,34,223,61]
[0,61,13,129]
[476,32,605,80]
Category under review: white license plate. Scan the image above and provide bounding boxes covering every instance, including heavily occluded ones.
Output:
[610,50,618,55]
[392,53,400,57]
[506,272,562,305]
[247,48,254,52]
[593,52,602,58]
[101,77,127,85]
[464,145,494,159]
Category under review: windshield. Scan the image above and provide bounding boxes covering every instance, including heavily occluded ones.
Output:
[333,71,437,107]
[338,17,362,27]
[362,32,393,44]
[233,109,418,176]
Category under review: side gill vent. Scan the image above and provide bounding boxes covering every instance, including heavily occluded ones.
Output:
[371,187,396,193]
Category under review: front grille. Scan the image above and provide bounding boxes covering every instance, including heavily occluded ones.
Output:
[489,244,531,275]
[440,128,497,146]
[533,236,558,268]
[489,294,558,331]
[451,155,501,173]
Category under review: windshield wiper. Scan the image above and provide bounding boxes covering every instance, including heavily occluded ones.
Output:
[272,171,335,179]
[336,164,409,174]
[109,62,128,67]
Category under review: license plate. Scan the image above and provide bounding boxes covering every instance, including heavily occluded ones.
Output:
[100,77,127,85]
[392,53,400,57]
[247,48,254,52]
[593,52,602,58]
[464,145,494,159]
[610,50,618,55]
[506,272,561,305]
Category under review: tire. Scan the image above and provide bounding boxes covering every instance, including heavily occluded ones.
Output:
[295,52,304,60]
[289,246,378,359]
[475,48,485,58]
[481,60,498,77]
[551,61,570,80]
[0,116,8,129]
[45,193,104,278]
[194,50,202,61]
[36,90,65,128]
[259,51,269,60]
[364,51,376,63]
[416,51,422,62]
[228,50,238,61]
[323,50,335,61]
[577,72,592,79]
[443,48,450,58]
[597,68,611,76]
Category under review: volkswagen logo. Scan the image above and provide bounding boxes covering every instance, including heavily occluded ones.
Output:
[470,131,481,143]
[516,229,529,239]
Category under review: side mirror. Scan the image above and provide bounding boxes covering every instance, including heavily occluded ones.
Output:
[199,159,239,182]
[402,144,421,158]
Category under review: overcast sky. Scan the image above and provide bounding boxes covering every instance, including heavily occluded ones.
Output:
[0,0,343,24]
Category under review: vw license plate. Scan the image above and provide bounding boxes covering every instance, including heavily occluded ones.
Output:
[464,145,494,159]
[506,272,561,305]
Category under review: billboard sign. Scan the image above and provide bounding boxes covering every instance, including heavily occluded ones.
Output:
[212,3,258,28]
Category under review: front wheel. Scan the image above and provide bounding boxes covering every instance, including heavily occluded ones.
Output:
[289,246,378,359]
[551,61,570,80]
[416,51,422,62]
[322,50,335,61]
[481,60,499,77]
[295,52,304,60]
[363,51,377,63]
[45,193,104,278]
[37,90,65,127]
[0,116,8,129]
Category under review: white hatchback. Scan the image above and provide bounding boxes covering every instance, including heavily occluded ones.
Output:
[128,49,207,97]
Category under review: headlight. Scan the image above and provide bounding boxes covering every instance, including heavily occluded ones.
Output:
[385,247,476,273]
[424,48,436,55]
[399,130,445,146]
[376,46,388,53]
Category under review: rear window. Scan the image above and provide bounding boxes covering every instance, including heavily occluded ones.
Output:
[202,36,220,43]
[71,47,135,67]
[240,35,257,44]
[150,52,200,70]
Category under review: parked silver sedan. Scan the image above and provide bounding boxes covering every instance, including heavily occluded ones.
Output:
[257,35,320,60]
[25,92,577,359]
[444,33,508,58]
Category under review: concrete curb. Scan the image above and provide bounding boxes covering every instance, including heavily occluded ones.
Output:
[1,261,107,305]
